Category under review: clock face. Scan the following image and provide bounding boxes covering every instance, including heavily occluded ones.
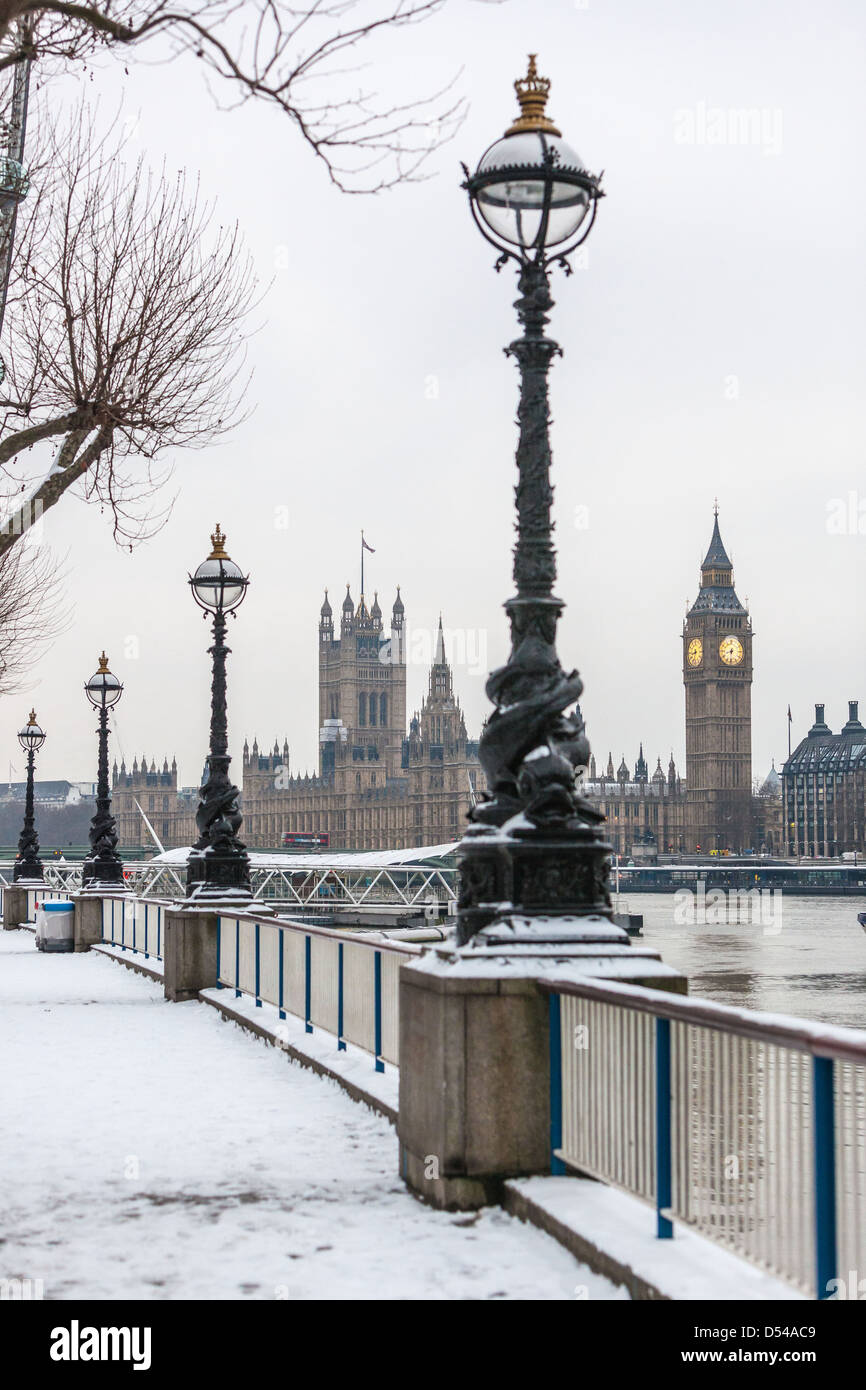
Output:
[687,638,703,667]
[719,635,744,666]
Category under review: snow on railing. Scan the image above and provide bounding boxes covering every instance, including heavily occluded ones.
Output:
[217,914,421,1071]
[542,976,866,1299]
[100,895,165,961]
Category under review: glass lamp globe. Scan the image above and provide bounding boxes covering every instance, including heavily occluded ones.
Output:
[85,652,123,709]
[469,56,599,255]
[190,524,249,613]
[17,709,46,753]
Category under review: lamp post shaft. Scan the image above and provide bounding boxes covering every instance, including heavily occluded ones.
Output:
[186,608,250,898]
[509,260,560,606]
[456,257,612,945]
[82,704,123,886]
[14,745,43,881]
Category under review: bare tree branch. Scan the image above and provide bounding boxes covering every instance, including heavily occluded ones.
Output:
[0,537,67,694]
[0,100,256,560]
[0,1,479,192]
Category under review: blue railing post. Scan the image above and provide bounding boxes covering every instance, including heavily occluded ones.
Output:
[374,950,384,1073]
[305,935,313,1033]
[278,929,285,1020]
[215,915,221,988]
[813,1055,837,1298]
[110,898,115,943]
[156,906,161,959]
[144,902,149,960]
[549,992,566,1175]
[254,922,261,1007]
[121,897,126,950]
[655,1016,674,1239]
[235,920,241,998]
[337,941,346,1051]
[132,900,136,953]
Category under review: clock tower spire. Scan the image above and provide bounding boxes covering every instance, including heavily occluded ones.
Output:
[683,505,753,852]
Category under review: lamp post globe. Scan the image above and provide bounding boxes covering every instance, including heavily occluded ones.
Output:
[466,56,601,262]
[456,57,613,948]
[82,652,125,888]
[13,709,45,882]
[186,524,251,902]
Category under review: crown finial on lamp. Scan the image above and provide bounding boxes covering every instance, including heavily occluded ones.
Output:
[97,651,110,672]
[209,524,228,559]
[28,708,37,724]
[505,54,562,137]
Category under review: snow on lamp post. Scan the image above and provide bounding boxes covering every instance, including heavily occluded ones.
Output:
[456,56,613,946]
[82,653,125,887]
[186,524,251,902]
[13,709,45,882]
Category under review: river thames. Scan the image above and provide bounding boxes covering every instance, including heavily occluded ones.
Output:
[636,893,866,1029]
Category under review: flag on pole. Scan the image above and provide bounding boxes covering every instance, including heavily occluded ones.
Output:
[360,531,375,596]
[787,704,792,758]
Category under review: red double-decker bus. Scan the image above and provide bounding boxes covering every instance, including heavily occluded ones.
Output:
[282,831,330,849]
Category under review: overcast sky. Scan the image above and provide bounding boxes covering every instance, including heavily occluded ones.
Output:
[6,0,866,790]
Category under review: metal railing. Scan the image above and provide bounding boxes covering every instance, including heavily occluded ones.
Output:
[25,886,73,918]
[0,863,85,893]
[217,913,421,1070]
[543,976,866,1298]
[100,895,165,960]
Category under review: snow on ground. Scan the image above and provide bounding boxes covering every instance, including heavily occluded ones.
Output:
[0,931,628,1301]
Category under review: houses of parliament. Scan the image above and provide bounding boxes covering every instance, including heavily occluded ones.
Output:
[114,584,485,853]
[113,514,787,858]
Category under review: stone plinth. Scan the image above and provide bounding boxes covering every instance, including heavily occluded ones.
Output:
[72,894,104,953]
[163,908,219,1002]
[398,915,687,1211]
[3,884,33,930]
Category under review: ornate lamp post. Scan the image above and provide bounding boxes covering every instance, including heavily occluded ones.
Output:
[13,709,45,882]
[82,653,125,887]
[186,524,251,901]
[456,56,612,946]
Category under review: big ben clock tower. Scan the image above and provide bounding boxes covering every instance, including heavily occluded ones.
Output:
[683,505,753,852]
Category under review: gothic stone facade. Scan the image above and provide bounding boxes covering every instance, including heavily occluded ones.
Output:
[580,511,781,857]
[114,516,785,858]
[241,588,483,851]
[112,757,198,851]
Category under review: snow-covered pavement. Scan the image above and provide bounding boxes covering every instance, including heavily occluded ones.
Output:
[0,930,627,1300]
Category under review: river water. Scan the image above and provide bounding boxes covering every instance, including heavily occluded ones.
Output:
[635,893,866,1030]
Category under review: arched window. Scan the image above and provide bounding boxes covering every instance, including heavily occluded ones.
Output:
[369,695,377,727]
[356,772,361,789]
[380,693,387,726]
[359,692,367,726]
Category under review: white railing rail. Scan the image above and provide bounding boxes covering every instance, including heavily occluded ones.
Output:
[543,976,866,1299]
[217,913,422,1071]
[100,894,166,960]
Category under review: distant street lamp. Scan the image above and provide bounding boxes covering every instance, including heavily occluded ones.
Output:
[82,653,125,887]
[186,524,251,901]
[456,57,611,945]
[13,709,45,882]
